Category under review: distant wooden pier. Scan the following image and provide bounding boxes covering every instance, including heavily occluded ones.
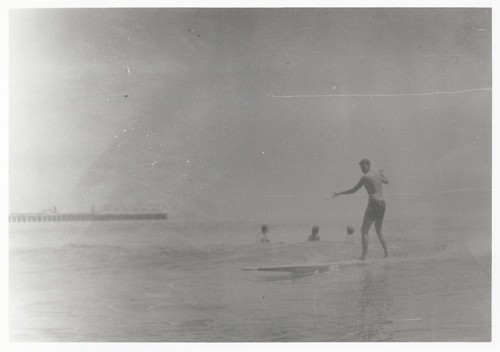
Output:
[9,212,167,223]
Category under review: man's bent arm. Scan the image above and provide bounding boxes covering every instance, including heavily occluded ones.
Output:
[379,169,389,184]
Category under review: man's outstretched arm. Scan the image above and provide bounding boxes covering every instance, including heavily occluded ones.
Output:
[332,178,364,198]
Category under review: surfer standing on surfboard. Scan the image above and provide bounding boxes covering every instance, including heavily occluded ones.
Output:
[332,159,389,260]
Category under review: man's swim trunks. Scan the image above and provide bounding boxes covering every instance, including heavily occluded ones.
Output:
[364,199,386,221]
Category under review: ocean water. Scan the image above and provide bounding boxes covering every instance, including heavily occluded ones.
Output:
[9,218,491,342]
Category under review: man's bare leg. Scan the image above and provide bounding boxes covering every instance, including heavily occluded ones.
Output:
[359,218,371,260]
[359,232,368,260]
[375,218,389,258]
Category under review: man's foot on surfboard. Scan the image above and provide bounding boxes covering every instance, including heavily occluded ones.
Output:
[358,256,366,261]
[382,254,389,259]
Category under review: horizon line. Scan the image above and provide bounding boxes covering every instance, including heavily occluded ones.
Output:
[271,87,492,98]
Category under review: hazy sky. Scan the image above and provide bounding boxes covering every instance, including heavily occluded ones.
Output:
[9,8,491,223]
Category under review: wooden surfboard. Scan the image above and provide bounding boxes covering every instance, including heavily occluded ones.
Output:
[242,264,330,274]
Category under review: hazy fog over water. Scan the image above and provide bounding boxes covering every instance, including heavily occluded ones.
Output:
[9,8,491,223]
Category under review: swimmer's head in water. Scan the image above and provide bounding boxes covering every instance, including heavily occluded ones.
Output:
[358,159,371,173]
